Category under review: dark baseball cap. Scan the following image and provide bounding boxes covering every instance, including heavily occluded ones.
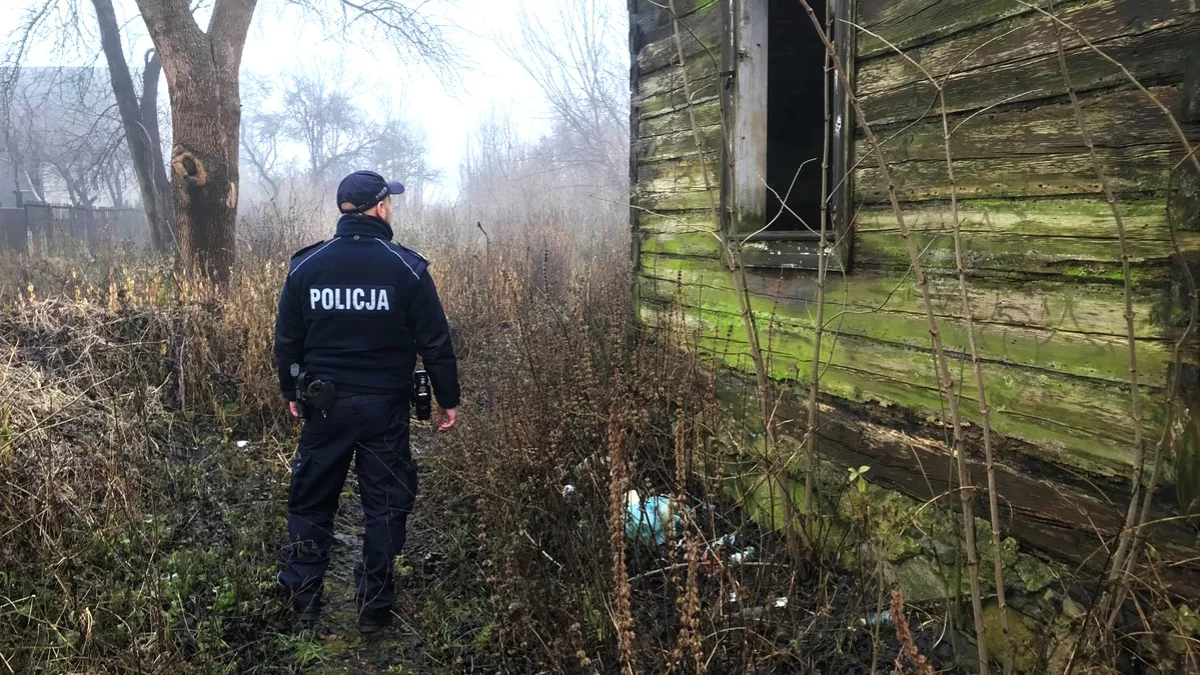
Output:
[336,170,405,213]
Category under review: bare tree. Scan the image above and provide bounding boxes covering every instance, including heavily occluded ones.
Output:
[2,66,135,207]
[0,73,48,204]
[373,128,437,209]
[126,0,256,283]
[237,71,291,211]
[241,63,436,209]
[8,0,458,284]
[93,0,175,251]
[278,64,379,183]
[457,0,629,256]
[510,0,628,186]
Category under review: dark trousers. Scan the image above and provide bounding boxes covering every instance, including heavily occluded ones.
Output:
[278,393,418,612]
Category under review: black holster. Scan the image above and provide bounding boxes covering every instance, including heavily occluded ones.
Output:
[291,363,337,418]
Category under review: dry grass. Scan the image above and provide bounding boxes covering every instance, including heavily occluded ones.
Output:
[2,201,1190,674]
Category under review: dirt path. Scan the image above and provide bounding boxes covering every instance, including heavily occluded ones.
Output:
[295,427,495,675]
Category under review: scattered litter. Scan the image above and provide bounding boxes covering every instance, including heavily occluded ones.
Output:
[701,533,755,573]
[235,440,250,449]
[727,591,739,603]
[711,533,737,549]
[561,484,576,497]
[857,610,893,627]
[623,489,682,546]
[741,606,767,620]
[727,547,756,565]
[739,598,790,622]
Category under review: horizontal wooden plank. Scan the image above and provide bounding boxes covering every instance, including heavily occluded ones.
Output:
[637,152,721,194]
[638,273,1177,384]
[859,86,1199,164]
[632,0,721,46]
[635,2,724,76]
[856,0,1059,59]
[635,124,724,163]
[855,197,1182,241]
[860,21,1200,126]
[705,370,1200,598]
[854,145,1187,202]
[736,236,842,270]
[639,230,725,257]
[636,251,1173,339]
[638,299,1162,476]
[637,210,722,235]
[857,0,1189,94]
[634,54,722,117]
[638,93,722,127]
[636,188,722,213]
[638,99,723,137]
[854,228,1196,274]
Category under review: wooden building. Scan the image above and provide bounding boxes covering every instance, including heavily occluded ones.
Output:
[629,0,1200,599]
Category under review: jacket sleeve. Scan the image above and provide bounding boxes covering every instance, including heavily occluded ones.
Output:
[274,273,306,400]
[408,269,460,409]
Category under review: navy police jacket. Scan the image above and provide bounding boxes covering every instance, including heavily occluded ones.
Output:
[273,213,460,409]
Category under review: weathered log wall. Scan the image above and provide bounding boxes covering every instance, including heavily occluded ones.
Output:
[630,0,1200,595]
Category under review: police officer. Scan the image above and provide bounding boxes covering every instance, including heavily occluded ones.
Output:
[274,170,459,634]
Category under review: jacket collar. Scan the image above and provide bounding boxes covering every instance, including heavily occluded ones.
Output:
[335,213,394,240]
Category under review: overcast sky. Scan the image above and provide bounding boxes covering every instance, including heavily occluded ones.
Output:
[4,0,628,202]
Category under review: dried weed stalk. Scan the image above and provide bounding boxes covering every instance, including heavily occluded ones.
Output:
[846,19,1017,670]
[665,0,804,563]
[795,1,990,670]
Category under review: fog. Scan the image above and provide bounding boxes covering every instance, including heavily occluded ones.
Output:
[2,0,630,208]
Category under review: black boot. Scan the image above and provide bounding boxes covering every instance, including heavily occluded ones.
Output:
[358,607,393,635]
[294,599,321,629]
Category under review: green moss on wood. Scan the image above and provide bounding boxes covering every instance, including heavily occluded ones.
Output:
[637,154,721,194]
[855,229,1184,276]
[637,211,720,235]
[635,58,720,118]
[982,602,1042,673]
[635,125,723,163]
[635,1,723,75]
[639,100,723,137]
[856,197,1174,240]
[858,87,1188,165]
[639,298,1164,477]
[638,253,1170,336]
[642,269,1174,383]
[861,22,1196,125]
[857,0,1054,59]
[857,0,1182,92]
[854,146,1187,203]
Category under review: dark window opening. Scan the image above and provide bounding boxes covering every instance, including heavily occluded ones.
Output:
[765,0,829,234]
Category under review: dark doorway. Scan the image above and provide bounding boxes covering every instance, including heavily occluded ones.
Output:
[765,0,829,233]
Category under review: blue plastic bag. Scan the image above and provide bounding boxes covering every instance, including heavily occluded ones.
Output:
[623,490,681,546]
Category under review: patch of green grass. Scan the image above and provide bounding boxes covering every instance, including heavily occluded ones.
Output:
[277,632,328,667]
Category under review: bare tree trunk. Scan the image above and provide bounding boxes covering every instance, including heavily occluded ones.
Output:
[136,0,257,285]
[140,50,176,246]
[92,0,176,252]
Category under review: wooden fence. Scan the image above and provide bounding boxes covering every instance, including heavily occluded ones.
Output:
[0,204,149,255]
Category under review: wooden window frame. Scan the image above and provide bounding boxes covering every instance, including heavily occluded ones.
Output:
[721,0,855,272]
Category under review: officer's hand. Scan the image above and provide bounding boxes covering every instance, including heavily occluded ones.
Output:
[289,401,300,419]
[436,407,457,432]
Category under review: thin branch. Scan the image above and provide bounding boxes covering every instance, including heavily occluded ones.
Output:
[795,2,991,671]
